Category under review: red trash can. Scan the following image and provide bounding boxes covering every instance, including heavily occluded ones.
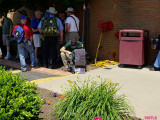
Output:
[119,29,148,68]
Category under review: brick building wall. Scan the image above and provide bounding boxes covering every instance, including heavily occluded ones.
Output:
[129,0,160,64]
[89,0,160,64]
[0,7,35,27]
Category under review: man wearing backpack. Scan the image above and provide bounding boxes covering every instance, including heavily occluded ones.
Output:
[12,15,37,72]
[38,7,63,68]
[65,7,80,43]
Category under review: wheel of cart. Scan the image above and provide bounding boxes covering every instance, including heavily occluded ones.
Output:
[118,64,125,68]
[137,65,142,69]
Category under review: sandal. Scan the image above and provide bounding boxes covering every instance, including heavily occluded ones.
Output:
[62,68,67,71]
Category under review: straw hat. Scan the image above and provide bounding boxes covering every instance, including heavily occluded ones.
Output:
[47,7,57,14]
[65,7,74,13]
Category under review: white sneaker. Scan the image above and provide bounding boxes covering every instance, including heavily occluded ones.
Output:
[4,55,7,59]
[4,54,11,60]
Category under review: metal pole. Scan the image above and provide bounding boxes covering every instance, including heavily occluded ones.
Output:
[82,4,86,47]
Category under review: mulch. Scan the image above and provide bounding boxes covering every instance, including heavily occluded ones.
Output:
[37,87,58,120]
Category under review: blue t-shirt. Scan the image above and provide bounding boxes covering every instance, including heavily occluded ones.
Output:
[31,17,41,34]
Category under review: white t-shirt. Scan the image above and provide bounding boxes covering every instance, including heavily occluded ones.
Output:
[65,15,79,32]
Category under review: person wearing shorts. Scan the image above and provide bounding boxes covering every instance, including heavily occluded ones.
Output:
[31,10,43,60]
[1,12,13,60]
[65,7,80,43]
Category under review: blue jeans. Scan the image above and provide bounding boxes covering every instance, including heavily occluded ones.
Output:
[17,39,37,71]
[154,50,160,68]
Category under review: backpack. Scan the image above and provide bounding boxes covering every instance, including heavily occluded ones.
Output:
[70,48,86,74]
[41,17,59,37]
[14,26,24,43]
[71,49,86,67]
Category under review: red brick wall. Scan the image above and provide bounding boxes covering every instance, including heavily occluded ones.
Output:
[90,0,159,64]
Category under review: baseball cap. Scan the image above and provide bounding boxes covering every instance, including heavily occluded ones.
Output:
[71,38,77,49]
[20,14,27,20]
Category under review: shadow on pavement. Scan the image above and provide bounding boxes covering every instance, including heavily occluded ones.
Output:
[0,64,19,71]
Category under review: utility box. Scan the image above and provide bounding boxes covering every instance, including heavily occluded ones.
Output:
[119,29,149,68]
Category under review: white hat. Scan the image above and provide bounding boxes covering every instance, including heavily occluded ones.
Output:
[65,7,74,12]
[47,7,57,14]
[35,10,43,14]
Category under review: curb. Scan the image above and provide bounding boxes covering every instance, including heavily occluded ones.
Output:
[0,59,72,76]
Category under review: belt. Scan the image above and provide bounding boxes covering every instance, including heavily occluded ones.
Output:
[69,32,78,33]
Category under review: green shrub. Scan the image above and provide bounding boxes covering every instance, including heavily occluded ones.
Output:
[52,76,134,120]
[0,67,43,120]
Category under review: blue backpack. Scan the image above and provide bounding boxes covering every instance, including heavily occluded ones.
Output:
[14,26,24,43]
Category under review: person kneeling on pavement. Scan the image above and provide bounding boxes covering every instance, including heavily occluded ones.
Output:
[60,38,82,72]
[12,15,38,72]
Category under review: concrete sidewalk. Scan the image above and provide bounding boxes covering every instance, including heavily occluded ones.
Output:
[37,65,160,119]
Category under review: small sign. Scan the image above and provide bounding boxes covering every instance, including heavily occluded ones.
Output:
[144,116,157,120]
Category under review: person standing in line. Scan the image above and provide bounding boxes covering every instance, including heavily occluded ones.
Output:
[31,10,43,61]
[38,7,63,68]
[12,15,38,72]
[57,11,66,62]
[58,11,66,36]
[65,7,80,43]
[1,12,13,60]
[17,10,31,59]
